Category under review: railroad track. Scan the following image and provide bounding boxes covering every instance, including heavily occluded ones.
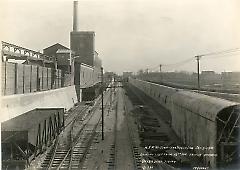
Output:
[64,104,91,129]
[40,121,101,170]
[40,90,112,170]
[123,90,142,170]
[40,110,101,169]
[124,84,177,170]
[107,94,118,170]
[107,86,142,170]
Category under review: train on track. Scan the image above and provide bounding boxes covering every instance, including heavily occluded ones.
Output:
[129,78,240,169]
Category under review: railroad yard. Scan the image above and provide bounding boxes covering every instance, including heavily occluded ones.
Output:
[18,81,206,170]
[1,1,240,169]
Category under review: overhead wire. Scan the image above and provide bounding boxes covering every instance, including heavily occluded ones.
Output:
[163,57,194,67]
[201,52,240,60]
[143,47,240,73]
[198,48,240,57]
[147,57,195,72]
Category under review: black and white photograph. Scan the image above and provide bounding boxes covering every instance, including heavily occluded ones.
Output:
[0,0,240,169]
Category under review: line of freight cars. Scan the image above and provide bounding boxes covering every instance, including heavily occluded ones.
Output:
[129,78,240,169]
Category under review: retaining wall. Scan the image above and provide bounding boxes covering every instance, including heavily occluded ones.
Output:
[1,85,79,122]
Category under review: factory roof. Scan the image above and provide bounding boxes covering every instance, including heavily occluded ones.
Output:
[43,43,69,51]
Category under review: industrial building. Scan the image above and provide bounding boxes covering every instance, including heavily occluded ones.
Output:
[70,0,102,101]
[1,1,102,168]
[3,0,239,169]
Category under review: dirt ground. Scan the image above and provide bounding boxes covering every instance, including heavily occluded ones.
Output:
[83,87,142,170]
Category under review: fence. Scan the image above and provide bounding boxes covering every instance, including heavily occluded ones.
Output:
[1,62,72,96]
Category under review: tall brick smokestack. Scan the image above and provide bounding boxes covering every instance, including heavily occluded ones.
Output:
[73,1,78,31]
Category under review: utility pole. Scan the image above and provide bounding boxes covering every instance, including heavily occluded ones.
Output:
[195,56,201,90]
[194,48,240,90]
[101,67,104,140]
[110,76,112,106]
[113,76,116,92]
[159,64,162,82]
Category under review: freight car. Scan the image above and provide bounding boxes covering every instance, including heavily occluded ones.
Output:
[129,78,240,169]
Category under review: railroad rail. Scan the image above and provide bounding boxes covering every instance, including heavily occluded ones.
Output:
[124,84,178,170]
[124,91,143,170]
[64,104,91,129]
[39,89,112,169]
[40,106,99,169]
[107,84,142,170]
[107,93,118,170]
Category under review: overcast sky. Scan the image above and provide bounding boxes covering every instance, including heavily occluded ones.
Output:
[1,0,240,74]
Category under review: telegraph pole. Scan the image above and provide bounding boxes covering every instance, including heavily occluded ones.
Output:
[110,76,112,106]
[101,67,104,140]
[159,64,162,82]
[194,48,240,90]
[195,56,201,90]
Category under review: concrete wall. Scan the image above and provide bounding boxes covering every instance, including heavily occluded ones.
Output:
[1,85,79,122]
[129,78,240,168]
[2,108,64,146]
[1,62,72,96]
